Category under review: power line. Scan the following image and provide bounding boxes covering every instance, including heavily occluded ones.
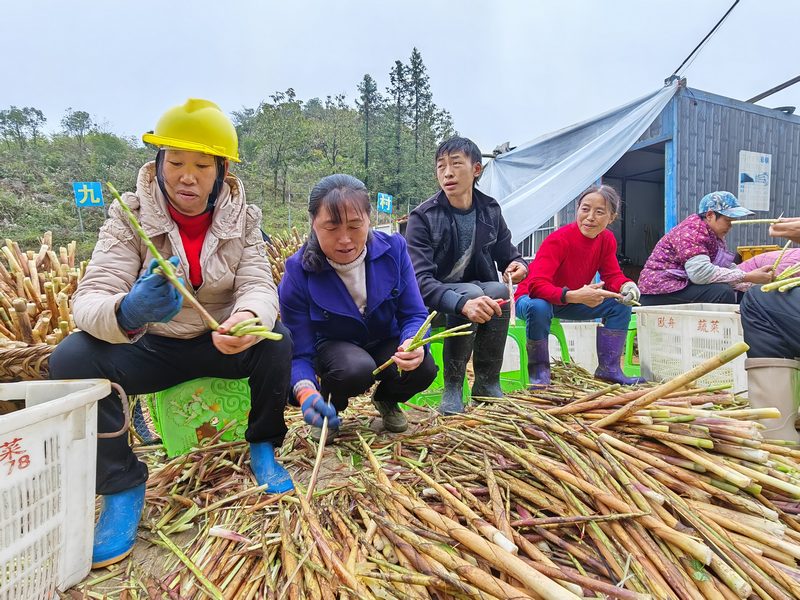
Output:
[669,0,740,79]
[747,75,800,104]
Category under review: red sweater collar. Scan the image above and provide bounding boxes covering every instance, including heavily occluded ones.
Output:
[167,203,213,233]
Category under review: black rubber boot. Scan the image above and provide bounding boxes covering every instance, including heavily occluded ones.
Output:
[439,317,476,415]
[471,306,510,399]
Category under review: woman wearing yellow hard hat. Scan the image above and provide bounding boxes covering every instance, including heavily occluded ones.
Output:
[49,99,294,569]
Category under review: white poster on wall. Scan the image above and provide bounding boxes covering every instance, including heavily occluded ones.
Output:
[738,150,772,211]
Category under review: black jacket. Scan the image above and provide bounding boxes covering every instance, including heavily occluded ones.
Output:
[405,188,526,314]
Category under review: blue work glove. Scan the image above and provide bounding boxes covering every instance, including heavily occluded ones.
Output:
[297,387,340,429]
[117,257,184,332]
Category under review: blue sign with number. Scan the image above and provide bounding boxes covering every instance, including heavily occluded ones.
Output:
[377,192,393,214]
[72,182,104,207]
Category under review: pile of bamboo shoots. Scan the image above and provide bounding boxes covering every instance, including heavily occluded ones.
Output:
[266,228,305,286]
[0,232,82,346]
[73,361,800,599]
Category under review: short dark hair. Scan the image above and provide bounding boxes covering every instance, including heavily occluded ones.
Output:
[302,174,372,272]
[435,136,482,166]
[577,185,621,224]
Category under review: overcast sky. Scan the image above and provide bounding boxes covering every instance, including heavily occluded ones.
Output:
[2,0,798,154]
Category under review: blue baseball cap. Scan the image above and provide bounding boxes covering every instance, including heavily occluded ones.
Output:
[698,191,754,218]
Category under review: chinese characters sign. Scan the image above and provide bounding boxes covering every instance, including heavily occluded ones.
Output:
[655,316,720,334]
[738,151,771,211]
[376,192,393,214]
[0,437,31,475]
[72,181,104,207]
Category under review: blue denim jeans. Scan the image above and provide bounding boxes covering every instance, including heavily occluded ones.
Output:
[515,296,632,341]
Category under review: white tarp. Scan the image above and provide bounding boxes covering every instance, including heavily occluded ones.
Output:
[478,82,679,244]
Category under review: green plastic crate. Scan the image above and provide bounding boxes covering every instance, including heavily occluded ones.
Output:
[147,377,250,457]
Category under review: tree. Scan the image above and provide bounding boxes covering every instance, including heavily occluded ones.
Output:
[61,108,94,151]
[24,107,46,144]
[387,60,410,204]
[241,89,310,205]
[407,48,432,164]
[356,74,381,186]
[310,94,359,171]
[0,107,27,149]
[0,106,46,149]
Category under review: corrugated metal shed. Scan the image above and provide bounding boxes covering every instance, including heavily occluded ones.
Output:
[519,84,800,264]
[672,88,800,248]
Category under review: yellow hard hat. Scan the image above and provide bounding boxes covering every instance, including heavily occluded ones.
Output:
[142,98,240,162]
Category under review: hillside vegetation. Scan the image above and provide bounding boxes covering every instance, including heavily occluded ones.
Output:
[0,48,455,259]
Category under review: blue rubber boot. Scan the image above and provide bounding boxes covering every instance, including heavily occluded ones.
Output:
[249,442,294,493]
[92,483,146,569]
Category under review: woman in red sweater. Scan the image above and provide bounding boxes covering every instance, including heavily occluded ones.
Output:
[514,185,644,387]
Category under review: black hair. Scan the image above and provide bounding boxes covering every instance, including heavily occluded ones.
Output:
[302,174,372,272]
[435,136,482,166]
[155,149,226,213]
[576,185,621,224]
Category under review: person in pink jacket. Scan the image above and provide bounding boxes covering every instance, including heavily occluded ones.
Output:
[638,191,773,305]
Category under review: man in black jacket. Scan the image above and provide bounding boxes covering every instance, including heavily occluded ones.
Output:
[406,137,528,414]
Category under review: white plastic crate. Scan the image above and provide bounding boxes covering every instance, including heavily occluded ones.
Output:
[549,321,600,373]
[634,304,747,393]
[0,379,108,599]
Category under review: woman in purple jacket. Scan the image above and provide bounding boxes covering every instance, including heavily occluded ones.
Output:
[638,191,773,305]
[279,175,437,442]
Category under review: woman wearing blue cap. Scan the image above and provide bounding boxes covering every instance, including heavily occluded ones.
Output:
[638,191,774,305]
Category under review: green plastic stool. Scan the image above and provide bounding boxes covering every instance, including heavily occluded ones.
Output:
[146,377,251,458]
[623,313,640,378]
[406,327,469,408]
[408,318,572,407]
[549,318,571,363]
[498,322,528,393]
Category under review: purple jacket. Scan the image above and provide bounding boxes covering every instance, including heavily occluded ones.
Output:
[639,214,734,295]
[278,230,429,388]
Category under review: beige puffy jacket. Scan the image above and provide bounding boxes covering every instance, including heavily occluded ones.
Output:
[72,162,278,344]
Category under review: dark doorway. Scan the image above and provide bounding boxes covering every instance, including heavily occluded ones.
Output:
[603,143,666,280]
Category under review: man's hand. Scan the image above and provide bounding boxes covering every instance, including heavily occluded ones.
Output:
[213,311,261,355]
[461,296,502,323]
[743,265,774,285]
[297,387,340,429]
[504,261,527,284]
[770,218,800,244]
[393,338,425,371]
[565,282,622,308]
